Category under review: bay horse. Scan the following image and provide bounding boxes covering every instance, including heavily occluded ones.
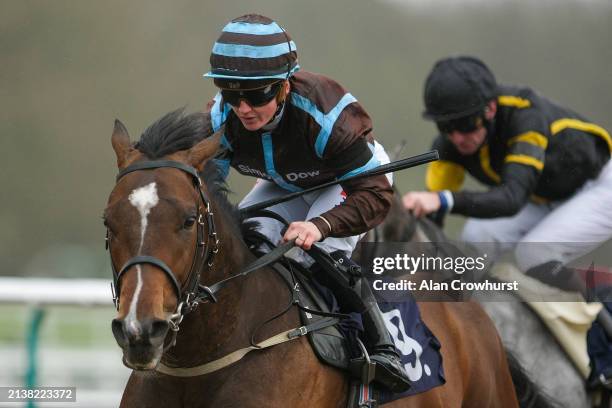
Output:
[105,109,519,407]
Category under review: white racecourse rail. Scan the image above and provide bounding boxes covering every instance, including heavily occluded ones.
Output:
[0,277,113,306]
[0,277,129,408]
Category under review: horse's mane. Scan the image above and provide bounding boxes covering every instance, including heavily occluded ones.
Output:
[133,108,256,238]
[135,108,210,160]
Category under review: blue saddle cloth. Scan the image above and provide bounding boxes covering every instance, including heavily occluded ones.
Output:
[376,299,446,402]
[309,279,445,401]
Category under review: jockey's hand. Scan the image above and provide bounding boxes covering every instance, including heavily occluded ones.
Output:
[402,191,441,218]
[283,221,322,250]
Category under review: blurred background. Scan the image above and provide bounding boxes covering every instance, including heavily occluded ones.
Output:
[1,0,611,406]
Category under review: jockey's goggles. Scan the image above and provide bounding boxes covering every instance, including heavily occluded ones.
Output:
[221,81,284,108]
[436,113,484,134]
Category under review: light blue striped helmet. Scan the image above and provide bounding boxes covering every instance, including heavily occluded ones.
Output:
[204,14,299,87]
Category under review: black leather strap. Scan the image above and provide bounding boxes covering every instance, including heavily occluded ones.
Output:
[197,238,296,303]
[288,317,340,339]
[117,255,181,300]
[117,160,201,182]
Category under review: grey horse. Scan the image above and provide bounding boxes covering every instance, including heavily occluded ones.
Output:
[362,192,602,408]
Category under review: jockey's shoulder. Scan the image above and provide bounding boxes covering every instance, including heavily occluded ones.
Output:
[290,71,357,111]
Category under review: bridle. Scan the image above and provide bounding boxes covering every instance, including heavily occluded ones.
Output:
[106,160,219,332]
[105,158,345,372]
[105,159,305,348]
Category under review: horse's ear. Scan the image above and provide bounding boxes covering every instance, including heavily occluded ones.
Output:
[188,126,223,171]
[111,119,133,169]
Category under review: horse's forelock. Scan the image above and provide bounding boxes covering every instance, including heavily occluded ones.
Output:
[129,109,248,239]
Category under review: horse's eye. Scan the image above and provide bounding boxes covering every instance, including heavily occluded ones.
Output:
[183,216,197,229]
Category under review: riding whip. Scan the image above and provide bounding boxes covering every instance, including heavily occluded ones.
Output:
[239,150,438,217]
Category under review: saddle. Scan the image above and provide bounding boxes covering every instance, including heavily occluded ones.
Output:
[271,259,384,408]
[242,224,444,406]
[265,252,444,407]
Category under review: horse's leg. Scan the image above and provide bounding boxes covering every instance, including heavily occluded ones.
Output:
[120,371,183,408]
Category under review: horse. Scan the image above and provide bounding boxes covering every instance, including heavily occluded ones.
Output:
[105,109,519,407]
[375,190,601,407]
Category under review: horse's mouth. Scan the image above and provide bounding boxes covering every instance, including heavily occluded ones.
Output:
[121,343,163,370]
[112,317,170,370]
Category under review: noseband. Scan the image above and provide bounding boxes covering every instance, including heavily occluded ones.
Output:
[106,160,219,330]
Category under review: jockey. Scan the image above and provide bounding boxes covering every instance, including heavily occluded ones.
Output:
[403,55,612,386]
[203,14,411,392]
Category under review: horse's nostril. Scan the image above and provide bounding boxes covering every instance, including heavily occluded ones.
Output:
[112,318,128,347]
[111,317,168,348]
[150,319,170,344]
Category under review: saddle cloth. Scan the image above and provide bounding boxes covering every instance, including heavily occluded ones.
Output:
[272,260,445,404]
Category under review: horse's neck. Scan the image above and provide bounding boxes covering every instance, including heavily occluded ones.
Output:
[163,210,297,367]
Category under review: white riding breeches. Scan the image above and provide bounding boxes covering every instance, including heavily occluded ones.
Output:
[238,141,392,266]
[461,159,612,271]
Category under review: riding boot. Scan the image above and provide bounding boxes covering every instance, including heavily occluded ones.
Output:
[361,301,412,393]
[525,261,586,294]
[307,247,411,393]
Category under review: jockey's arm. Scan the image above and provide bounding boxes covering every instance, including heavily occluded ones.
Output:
[403,158,464,219]
[282,137,394,248]
[405,162,540,218]
[315,135,393,238]
[451,163,538,217]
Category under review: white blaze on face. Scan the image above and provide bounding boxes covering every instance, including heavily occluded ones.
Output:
[128,182,159,252]
[126,182,159,324]
[126,266,144,335]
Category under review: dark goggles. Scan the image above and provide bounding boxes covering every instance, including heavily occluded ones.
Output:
[436,113,484,134]
[221,81,283,107]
